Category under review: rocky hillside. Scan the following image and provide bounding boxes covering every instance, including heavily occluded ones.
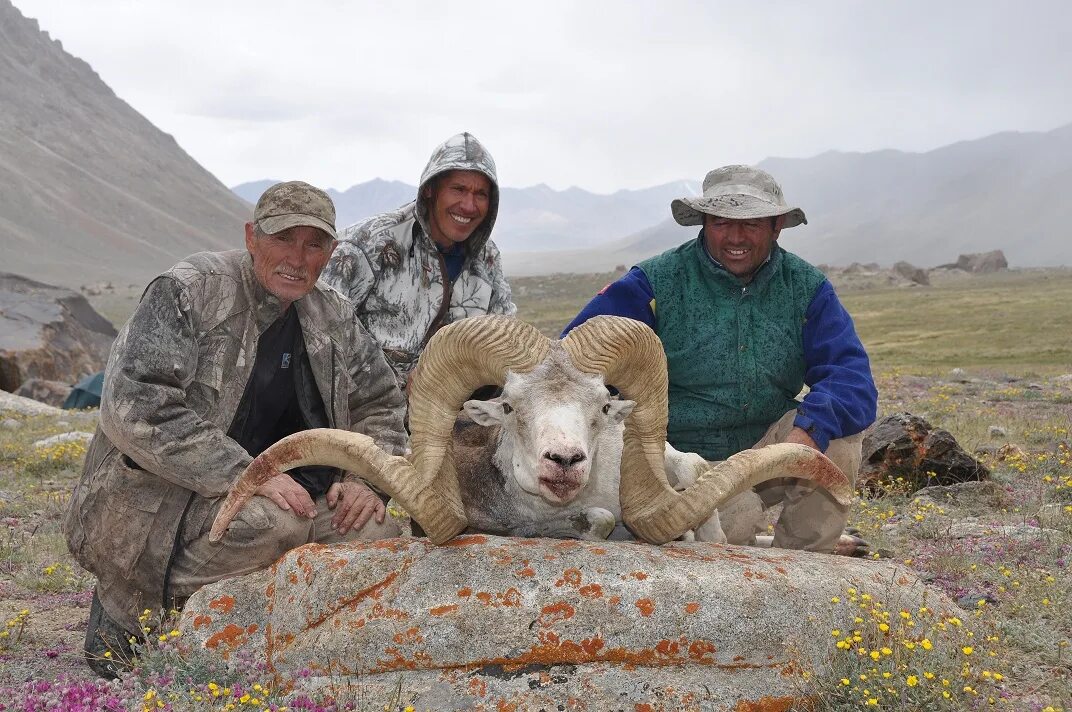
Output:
[0,0,250,288]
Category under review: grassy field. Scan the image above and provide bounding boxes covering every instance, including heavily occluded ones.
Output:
[512,268,1072,375]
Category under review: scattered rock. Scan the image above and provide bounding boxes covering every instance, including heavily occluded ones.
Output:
[955,250,1008,274]
[1037,503,1070,528]
[996,444,1028,461]
[0,272,116,393]
[987,426,1007,439]
[32,431,93,449]
[859,412,989,492]
[13,378,72,408]
[892,261,930,285]
[910,481,1008,511]
[949,368,968,382]
[946,518,1065,542]
[0,389,64,416]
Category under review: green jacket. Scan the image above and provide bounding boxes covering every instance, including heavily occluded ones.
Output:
[638,242,826,460]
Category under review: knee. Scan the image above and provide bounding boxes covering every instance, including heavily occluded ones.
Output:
[233,499,311,554]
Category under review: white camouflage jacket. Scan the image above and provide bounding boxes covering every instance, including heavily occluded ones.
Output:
[322,133,516,385]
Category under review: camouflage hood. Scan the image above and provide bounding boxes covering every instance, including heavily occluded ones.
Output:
[414,132,499,256]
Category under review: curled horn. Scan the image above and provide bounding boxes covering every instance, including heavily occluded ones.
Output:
[407,315,551,521]
[207,429,451,541]
[210,315,548,545]
[561,316,852,544]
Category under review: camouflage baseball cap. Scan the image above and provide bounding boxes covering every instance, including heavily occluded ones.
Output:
[253,181,337,240]
[671,165,807,229]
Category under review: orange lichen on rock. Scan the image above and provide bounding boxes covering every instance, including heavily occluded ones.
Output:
[579,583,603,598]
[734,696,801,712]
[555,568,583,587]
[430,604,458,616]
[458,586,473,598]
[204,623,246,651]
[627,571,648,580]
[392,626,424,645]
[687,640,717,662]
[655,639,681,657]
[192,614,212,629]
[467,678,488,697]
[516,565,536,578]
[684,602,700,614]
[208,595,235,614]
[444,534,488,547]
[538,601,576,625]
[635,598,655,616]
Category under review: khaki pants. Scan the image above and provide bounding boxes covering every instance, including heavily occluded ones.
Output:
[718,410,863,553]
[167,494,400,600]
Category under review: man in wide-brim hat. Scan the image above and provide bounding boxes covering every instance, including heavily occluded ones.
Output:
[564,165,878,553]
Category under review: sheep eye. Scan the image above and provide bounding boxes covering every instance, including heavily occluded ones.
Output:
[502,402,513,415]
[601,403,611,415]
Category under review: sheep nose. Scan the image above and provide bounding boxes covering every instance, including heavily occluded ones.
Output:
[544,449,586,467]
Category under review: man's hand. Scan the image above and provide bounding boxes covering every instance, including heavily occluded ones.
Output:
[326,479,386,535]
[785,426,820,451]
[254,472,317,518]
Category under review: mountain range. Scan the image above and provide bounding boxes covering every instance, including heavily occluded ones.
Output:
[237,124,1072,276]
[0,0,248,288]
[232,178,700,253]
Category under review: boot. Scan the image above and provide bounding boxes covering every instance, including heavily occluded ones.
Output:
[83,587,135,679]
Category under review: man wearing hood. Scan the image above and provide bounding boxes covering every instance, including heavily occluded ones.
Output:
[563,165,878,554]
[323,132,516,389]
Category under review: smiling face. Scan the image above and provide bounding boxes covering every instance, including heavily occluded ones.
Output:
[703,214,785,282]
[425,170,491,249]
[245,223,337,311]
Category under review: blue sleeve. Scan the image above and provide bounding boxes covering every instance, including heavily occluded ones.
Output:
[794,280,878,451]
[561,267,656,336]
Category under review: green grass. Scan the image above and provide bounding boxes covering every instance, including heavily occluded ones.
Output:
[514,269,1072,374]
[843,271,1072,373]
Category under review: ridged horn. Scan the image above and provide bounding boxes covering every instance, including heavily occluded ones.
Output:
[407,315,552,528]
[561,316,852,544]
[208,429,453,541]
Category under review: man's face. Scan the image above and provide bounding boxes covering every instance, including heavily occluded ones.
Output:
[244,223,337,309]
[703,214,784,282]
[426,170,491,248]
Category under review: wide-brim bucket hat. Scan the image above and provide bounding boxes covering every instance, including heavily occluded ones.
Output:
[671,165,807,229]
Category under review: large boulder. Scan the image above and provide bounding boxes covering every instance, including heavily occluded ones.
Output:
[955,250,1008,273]
[860,412,989,491]
[891,260,930,285]
[0,272,116,392]
[13,378,72,408]
[181,535,955,710]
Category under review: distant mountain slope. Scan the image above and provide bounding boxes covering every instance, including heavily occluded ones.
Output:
[0,0,251,288]
[504,123,1072,275]
[233,177,699,253]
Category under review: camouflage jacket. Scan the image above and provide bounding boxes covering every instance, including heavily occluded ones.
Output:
[64,250,406,629]
[322,133,516,385]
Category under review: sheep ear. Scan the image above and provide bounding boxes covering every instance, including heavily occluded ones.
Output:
[463,399,505,426]
[607,399,635,424]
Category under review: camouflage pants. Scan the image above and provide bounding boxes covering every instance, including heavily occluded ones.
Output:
[167,494,400,600]
[716,410,864,553]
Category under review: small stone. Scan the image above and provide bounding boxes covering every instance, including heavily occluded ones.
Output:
[987,426,1007,439]
[949,368,967,381]
[32,431,93,449]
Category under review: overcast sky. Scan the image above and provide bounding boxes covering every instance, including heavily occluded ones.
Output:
[15,0,1072,193]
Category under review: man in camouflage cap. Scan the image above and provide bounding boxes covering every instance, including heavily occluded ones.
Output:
[564,165,878,554]
[322,132,515,390]
[65,181,407,677]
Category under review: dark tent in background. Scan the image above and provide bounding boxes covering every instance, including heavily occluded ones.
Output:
[63,371,104,409]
